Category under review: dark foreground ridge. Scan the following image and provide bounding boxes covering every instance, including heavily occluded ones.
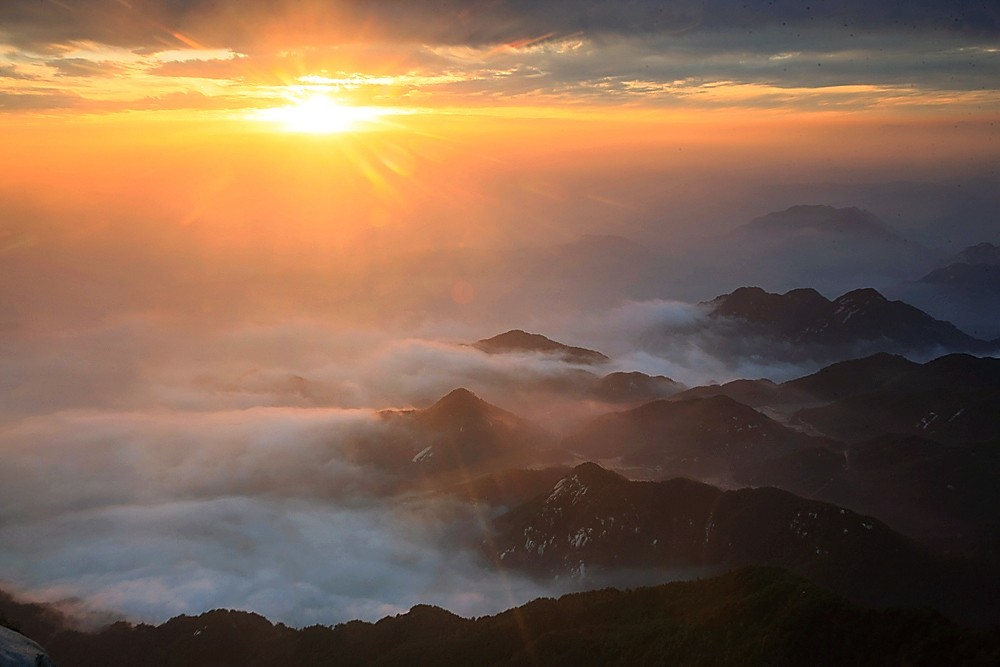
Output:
[5,568,1000,667]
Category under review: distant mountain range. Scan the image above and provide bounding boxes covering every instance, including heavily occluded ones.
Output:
[706,285,997,356]
[683,205,936,297]
[755,180,1000,250]
[889,241,1000,340]
[739,205,902,241]
[675,352,1000,409]
[946,242,1000,267]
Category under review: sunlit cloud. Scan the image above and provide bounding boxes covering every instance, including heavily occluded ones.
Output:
[1,4,998,117]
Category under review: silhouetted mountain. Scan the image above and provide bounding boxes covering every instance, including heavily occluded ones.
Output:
[920,263,1000,292]
[794,387,1000,445]
[473,330,609,365]
[673,352,1000,409]
[884,241,1000,339]
[838,435,1000,556]
[363,388,556,480]
[670,353,1000,557]
[745,432,1000,558]
[491,464,993,621]
[673,354,921,407]
[740,205,901,240]
[883,354,1000,393]
[494,462,718,574]
[9,569,999,666]
[783,354,1000,445]
[670,378,783,407]
[683,352,1000,410]
[756,180,1000,250]
[891,261,1000,340]
[947,242,1000,266]
[782,353,920,402]
[707,286,995,354]
[589,371,684,403]
[563,396,830,482]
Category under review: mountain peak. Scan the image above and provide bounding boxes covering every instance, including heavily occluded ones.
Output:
[706,285,986,352]
[570,461,627,485]
[834,287,887,306]
[742,205,898,240]
[708,286,832,331]
[434,387,482,407]
[541,463,628,509]
[947,241,1000,267]
[422,388,494,421]
[474,330,609,364]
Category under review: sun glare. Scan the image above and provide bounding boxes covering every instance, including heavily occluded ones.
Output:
[253,93,383,134]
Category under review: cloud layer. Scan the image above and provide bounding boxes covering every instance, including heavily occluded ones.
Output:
[2,1,998,114]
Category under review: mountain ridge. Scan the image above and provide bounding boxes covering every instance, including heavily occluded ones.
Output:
[7,568,1000,666]
[490,463,996,622]
[473,330,609,365]
[707,285,995,353]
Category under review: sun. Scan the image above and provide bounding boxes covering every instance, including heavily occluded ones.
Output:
[253,92,382,134]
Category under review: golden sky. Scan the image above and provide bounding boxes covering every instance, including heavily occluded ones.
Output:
[2,1,998,122]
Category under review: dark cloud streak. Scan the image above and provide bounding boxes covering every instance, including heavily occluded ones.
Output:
[1,1,997,52]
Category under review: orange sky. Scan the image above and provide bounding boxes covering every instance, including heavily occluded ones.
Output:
[2,1,999,330]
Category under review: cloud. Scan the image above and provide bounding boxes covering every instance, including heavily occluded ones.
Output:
[0,64,35,80]
[3,1,998,53]
[0,400,551,625]
[47,57,127,78]
[0,89,81,110]
[0,494,571,626]
[0,408,386,518]
[3,2,998,117]
[549,297,872,387]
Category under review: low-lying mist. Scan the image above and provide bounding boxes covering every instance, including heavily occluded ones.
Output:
[0,293,850,627]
